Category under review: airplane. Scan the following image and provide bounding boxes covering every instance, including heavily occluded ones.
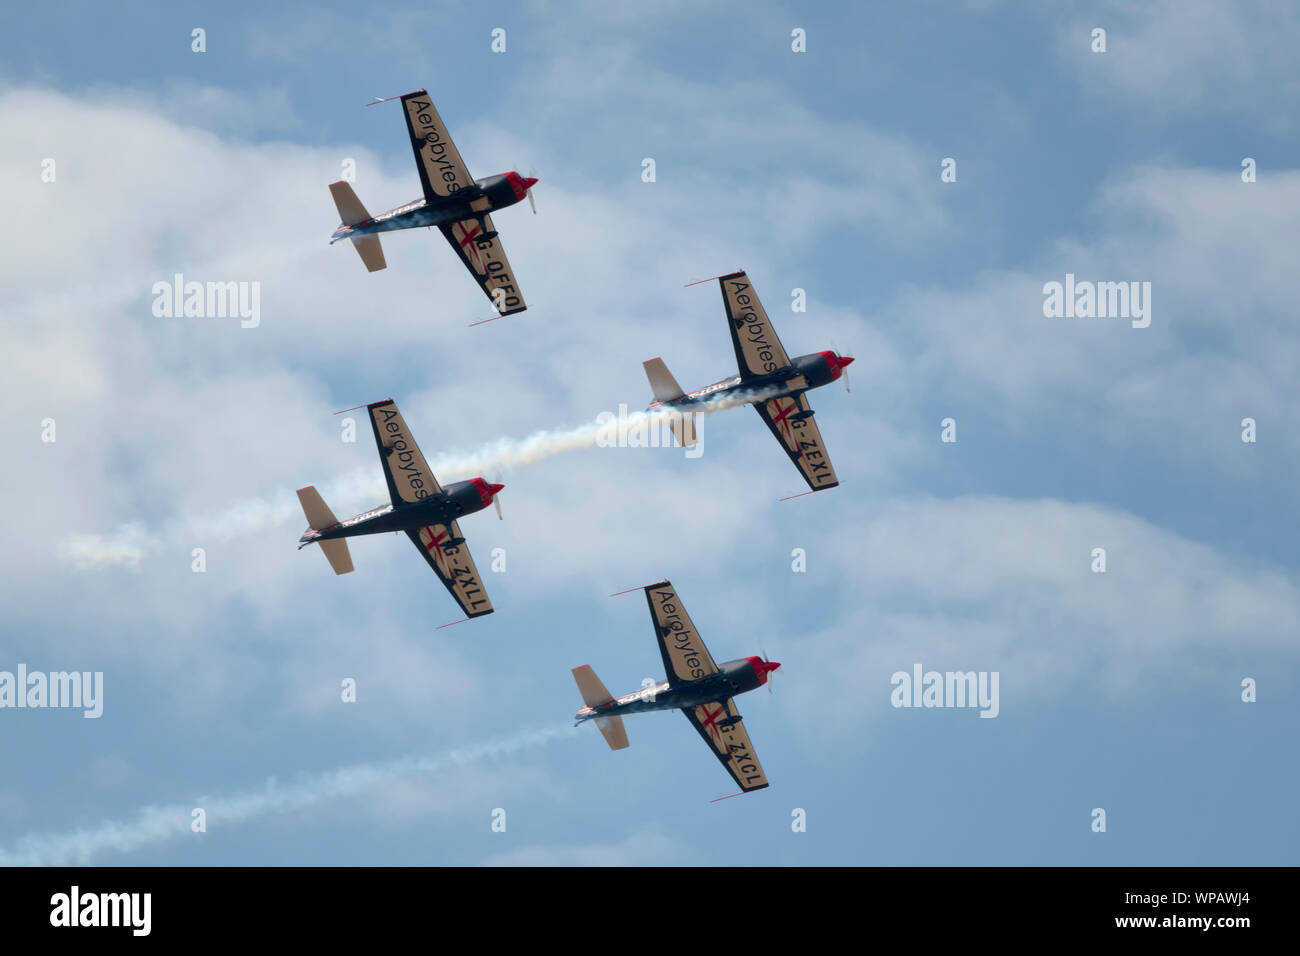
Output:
[296,398,503,620]
[327,88,537,317]
[572,580,780,794]
[642,270,854,493]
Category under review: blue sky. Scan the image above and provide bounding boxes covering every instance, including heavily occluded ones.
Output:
[0,0,1297,865]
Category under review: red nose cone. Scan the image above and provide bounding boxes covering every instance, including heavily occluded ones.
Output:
[746,656,782,685]
[472,477,505,507]
[507,172,538,202]
[818,350,854,378]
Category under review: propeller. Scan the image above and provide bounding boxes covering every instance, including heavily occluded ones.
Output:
[516,163,538,213]
[760,647,782,694]
[491,476,504,520]
[832,341,854,394]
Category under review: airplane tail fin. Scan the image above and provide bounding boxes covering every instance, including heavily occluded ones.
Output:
[297,486,354,575]
[329,181,387,272]
[571,665,629,750]
[643,357,686,403]
[643,358,697,447]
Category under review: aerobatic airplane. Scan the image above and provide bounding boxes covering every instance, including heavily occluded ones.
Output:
[296,398,503,620]
[643,270,853,492]
[327,88,537,317]
[572,580,780,794]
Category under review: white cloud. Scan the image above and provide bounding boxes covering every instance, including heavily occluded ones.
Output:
[781,495,1300,744]
[879,165,1300,461]
[1052,0,1300,125]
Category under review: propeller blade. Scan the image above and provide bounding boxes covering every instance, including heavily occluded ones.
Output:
[761,647,779,693]
[527,188,536,214]
[834,342,853,394]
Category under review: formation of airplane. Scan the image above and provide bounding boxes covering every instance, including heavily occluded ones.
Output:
[297,87,867,795]
[296,398,501,620]
[572,581,780,794]
[328,89,536,317]
[643,270,854,492]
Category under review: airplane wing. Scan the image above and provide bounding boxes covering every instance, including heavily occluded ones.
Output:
[439,215,527,316]
[755,392,839,492]
[683,698,769,793]
[718,270,790,380]
[367,399,442,506]
[400,90,475,202]
[644,580,717,687]
[406,521,493,618]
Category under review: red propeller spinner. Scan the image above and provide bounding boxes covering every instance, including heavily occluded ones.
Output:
[506,171,539,203]
[746,656,782,686]
[819,350,855,378]
[471,477,505,508]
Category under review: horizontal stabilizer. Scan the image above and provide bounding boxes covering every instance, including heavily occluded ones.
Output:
[572,666,629,750]
[594,715,629,751]
[572,664,614,708]
[297,486,354,575]
[297,486,338,530]
[318,537,354,575]
[329,180,372,226]
[351,235,386,272]
[644,358,686,404]
[669,411,698,448]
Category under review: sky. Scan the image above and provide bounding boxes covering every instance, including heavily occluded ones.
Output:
[0,0,1297,865]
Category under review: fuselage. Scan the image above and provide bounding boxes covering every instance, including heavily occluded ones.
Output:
[575,657,776,723]
[329,172,532,243]
[297,478,501,546]
[648,350,852,411]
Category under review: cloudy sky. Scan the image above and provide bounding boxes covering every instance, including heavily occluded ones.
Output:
[0,0,1296,865]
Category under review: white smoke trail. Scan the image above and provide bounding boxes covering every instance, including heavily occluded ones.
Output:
[0,723,578,866]
[59,388,781,569]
